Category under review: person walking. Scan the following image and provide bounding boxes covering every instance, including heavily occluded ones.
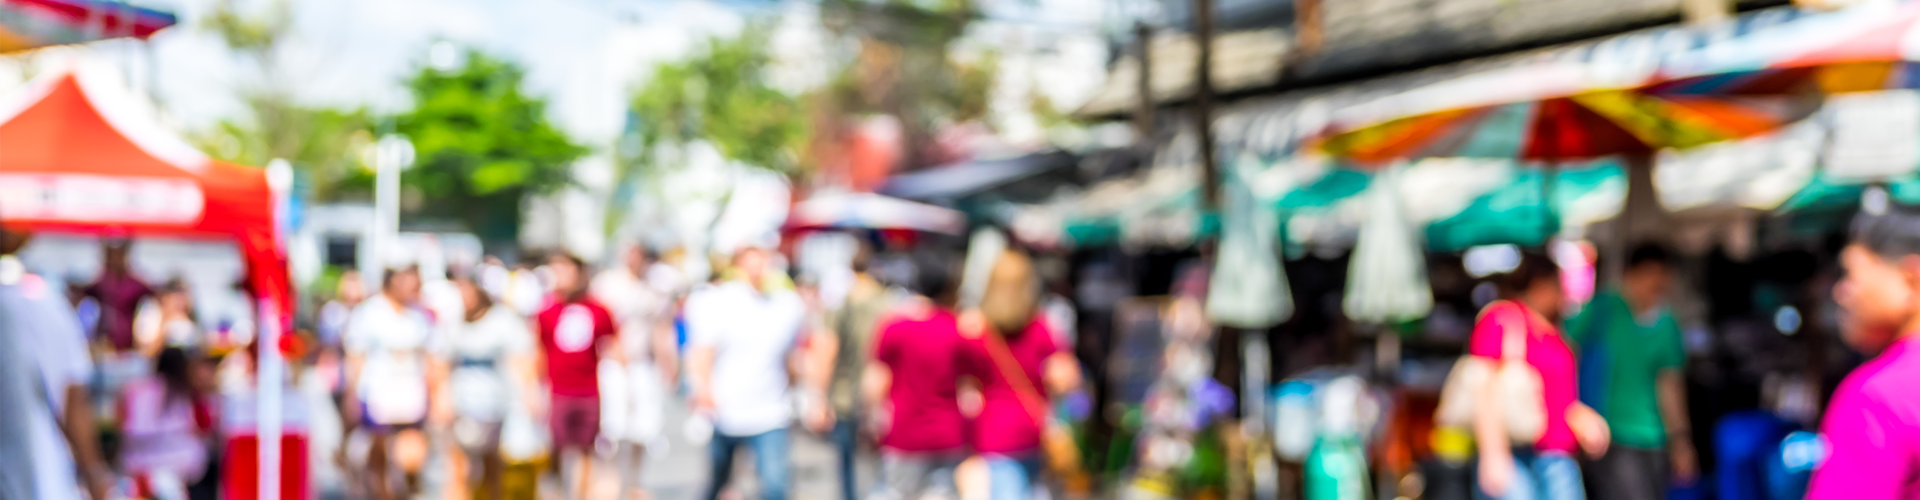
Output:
[0,276,42,500]
[687,247,809,500]
[116,346,218,498]
[1567,245,1696,500]
[805,243,897,500]
[591,244,680,500]
[1809,206,1920,499]
[960,248,1082,500]
[82,239,152,353]
[0,228,112,500]
[344,265,436,500]
[534,253,622,499]
[134,280,201,355]
[1470,252,1610,500]
[318,269,365,352]
[862,254,967,500]
[435,273,537,500]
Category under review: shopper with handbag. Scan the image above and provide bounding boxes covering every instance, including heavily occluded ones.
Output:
[1448,251,1610,500]
[960,247,1083,500]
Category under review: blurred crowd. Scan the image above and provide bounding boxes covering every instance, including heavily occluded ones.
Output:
[6,205,1920,500]
[0,224,1089,500]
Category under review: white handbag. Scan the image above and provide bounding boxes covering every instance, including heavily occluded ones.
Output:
[1434,301,1546,445]
[500,406,550,463]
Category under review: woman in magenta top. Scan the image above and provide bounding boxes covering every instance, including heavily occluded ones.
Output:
[1810,209,1920,499]
[1471,251,1608,500]
[960,316,1071,500]
[955,248,1083,500]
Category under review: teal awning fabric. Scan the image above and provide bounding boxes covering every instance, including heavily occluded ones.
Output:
[1060,185,1220,249]
[1274,169,1372,212]
[1063,217,1122,247]
[1775,173,1920,215]
[1424,161,1623,251]
[1776,173,1862,214]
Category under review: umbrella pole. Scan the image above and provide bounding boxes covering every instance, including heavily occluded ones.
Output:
[1543,162,1557,247]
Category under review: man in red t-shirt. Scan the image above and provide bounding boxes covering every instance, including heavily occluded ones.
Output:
[534,253,621,499]
[866,254,967,499]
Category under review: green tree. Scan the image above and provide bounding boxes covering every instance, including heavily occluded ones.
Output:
[818,0,996,168]
[627,28,807,173]
[193,0,375,201]
[611,27,809,234]
[392,49,588,244]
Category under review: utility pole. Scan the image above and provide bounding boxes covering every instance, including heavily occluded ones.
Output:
[1134,22,1155,147]
[1194,0,1218,209]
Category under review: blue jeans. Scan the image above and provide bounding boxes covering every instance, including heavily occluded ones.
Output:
[1476,450,1584,500]
[984,453,1043,500]
[832,418,860,500]
[707,427,791,500]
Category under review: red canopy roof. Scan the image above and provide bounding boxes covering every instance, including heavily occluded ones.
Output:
[0,63,290,320]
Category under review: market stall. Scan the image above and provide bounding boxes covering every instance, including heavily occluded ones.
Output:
[0,61,300,500]
[0,63,290,323]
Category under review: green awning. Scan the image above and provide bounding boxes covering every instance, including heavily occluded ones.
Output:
[1424,161,1624,251]
[1274,169,1372,212]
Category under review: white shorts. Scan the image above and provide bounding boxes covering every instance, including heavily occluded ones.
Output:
[599,361,665,444]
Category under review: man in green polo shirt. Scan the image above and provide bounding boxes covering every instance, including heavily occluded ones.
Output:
[1568,245,1697,500]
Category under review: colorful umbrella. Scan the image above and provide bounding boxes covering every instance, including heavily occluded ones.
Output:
[1657,1,1920,95]
[1312,61,1823,163]
[783,192,967,234]
[0,0,176,53]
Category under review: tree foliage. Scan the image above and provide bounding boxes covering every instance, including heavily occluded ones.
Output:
[817,0,996,168]
[610,27,809,235]
[190,107,374,200]
[627,27,808,174]
[392,49,588,243]
[192,0,375,201]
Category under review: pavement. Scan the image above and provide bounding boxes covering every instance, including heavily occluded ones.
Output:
[636,397,877,500]
[311,385,877,500]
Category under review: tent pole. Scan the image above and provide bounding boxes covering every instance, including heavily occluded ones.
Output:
[258,299,282,500]
[1194,0,1219,210]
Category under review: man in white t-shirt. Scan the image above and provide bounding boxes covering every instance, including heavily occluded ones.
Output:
[590,244,680,499]
[344,266,435,500]
[688,247,808,500]
[0,291,39,500]
[0,231,110,500]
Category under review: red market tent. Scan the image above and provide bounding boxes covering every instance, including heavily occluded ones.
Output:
[0,63,291,325]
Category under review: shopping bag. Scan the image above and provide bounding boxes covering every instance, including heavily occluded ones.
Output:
[1433,301,1545,445]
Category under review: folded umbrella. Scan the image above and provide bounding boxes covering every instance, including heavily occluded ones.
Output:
[1343,166,1433,324]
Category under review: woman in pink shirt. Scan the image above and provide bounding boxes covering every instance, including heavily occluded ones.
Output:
[1471,251,1609,500]
[1812,208,1920,499]
[865,255,968,500]
[960,249,1081,500]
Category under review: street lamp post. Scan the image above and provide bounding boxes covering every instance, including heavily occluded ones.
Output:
[366,134,415,292]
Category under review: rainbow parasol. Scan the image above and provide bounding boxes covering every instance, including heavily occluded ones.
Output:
[1657,1,1920,95]
[1313,60,1824,164]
